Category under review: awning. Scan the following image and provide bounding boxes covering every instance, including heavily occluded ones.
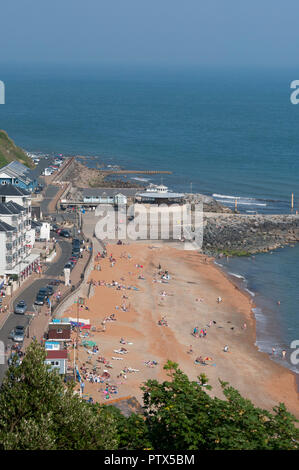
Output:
[5,252,41,275]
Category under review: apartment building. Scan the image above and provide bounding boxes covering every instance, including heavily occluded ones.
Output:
[0,185,40,278]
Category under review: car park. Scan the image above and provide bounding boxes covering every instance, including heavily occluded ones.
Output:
[14,300,27,315]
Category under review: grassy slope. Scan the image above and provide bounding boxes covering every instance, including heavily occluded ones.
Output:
[0,130,34,169]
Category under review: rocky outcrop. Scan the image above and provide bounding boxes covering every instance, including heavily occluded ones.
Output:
[185,194,232,213]
[202,214,299,256]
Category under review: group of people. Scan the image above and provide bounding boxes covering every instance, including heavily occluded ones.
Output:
[192,326,207,338]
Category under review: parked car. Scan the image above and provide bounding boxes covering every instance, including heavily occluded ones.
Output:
[69,257,78,264]
[9,325,25,343]
[14,300,27,315]
[60,229,70,238]
[46,285,54,296]
[64,262,73,271]
[35,294,45,305]
[38,287,49,298]
[48,279,62,286]
[8,352,22,366]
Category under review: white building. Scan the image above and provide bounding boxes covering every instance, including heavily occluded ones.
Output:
[0,185,40,278]
[82,188,138,206]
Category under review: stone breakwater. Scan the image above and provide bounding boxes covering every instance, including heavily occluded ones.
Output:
[202,213,299,255]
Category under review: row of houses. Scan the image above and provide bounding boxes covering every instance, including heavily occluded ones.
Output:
[0,185,40,279]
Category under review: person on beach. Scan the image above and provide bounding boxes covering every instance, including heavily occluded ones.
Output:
[272,348,276,355]
[223,345,229,352]
[188,345,193,354]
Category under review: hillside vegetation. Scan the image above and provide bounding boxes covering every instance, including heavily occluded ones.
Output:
[0,130,34,168]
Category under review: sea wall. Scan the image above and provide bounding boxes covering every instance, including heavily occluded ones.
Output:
[202,213,299,255]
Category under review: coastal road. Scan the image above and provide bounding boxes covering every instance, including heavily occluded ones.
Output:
[40,184,60,216]
[0,239,72,384]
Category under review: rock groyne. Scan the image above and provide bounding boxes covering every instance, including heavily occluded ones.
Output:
[202,213,299,255]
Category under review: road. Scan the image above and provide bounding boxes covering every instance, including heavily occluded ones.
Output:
[0,156,78,383]
[0,238,72,383]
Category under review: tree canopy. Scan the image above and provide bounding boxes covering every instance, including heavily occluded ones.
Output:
[0,344,297,450]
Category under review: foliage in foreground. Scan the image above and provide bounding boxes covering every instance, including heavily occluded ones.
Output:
[0,343,297,450]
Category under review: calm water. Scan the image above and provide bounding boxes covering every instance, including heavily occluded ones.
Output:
[0,64,298,373]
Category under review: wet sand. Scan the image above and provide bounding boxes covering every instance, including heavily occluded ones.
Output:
[62,243,298,417]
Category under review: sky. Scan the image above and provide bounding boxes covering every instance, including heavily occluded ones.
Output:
[0,0,299,67]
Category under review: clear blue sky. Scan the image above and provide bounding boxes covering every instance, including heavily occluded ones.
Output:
[1,0,299,67]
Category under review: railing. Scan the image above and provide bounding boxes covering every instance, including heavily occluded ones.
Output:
[51,240,93,316]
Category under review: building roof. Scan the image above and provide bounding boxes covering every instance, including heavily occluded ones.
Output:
[48,324,71,340]
[0,201,25,215]
[0,220,17,232]
[136,191,185,199]
[7,201,26,212]
[46,350,68,359]
[105,396,144,417]
[0,161,36,186]
[83,188,138,198]
[48,330,71,340]
[0,184,30,197]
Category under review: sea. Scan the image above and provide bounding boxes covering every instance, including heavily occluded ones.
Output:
[0,63,298,376]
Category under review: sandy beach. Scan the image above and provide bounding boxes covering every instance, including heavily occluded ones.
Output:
[61,242,298,418]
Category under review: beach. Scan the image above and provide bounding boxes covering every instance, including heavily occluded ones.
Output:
[60,242,299,418]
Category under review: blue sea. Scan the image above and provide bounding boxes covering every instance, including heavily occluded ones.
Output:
[0,64,298,375]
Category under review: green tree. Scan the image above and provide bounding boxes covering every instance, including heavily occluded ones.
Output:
[105,405,151,450]
[0,341,119,450]
[141,361,299,450]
